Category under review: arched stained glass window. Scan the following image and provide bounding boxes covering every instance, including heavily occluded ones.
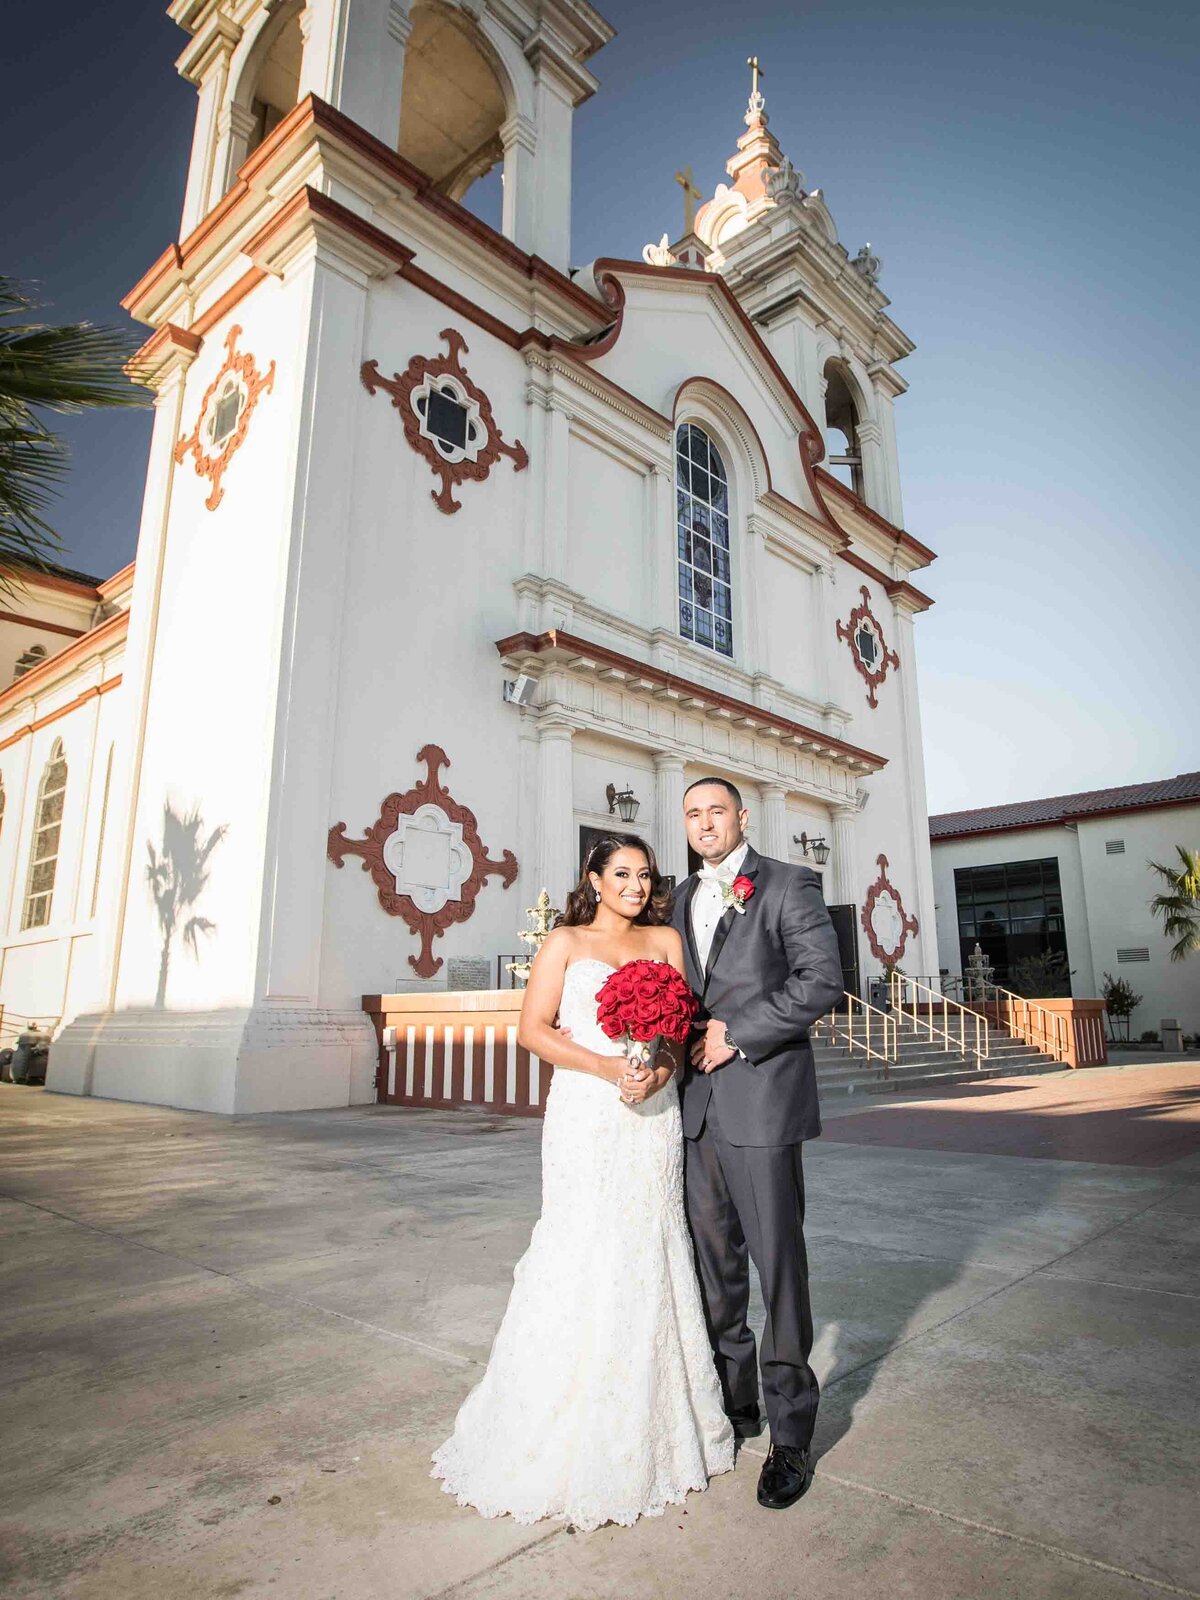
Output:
[676,424,733,658]
[22,738,68,931]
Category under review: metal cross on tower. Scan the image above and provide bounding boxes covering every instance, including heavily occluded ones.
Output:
[674,164,701,233]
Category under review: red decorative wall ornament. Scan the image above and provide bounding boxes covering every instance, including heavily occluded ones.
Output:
[837,586,899,708]
[361,328,528,515]
[327,744,518,979]
[861,853,919,965]
[174,324,275,510]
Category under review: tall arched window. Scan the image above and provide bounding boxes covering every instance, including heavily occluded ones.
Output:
[676,423,733,659]
[22,738,68,931]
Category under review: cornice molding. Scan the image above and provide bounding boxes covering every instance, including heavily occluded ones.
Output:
[174,8,241,84]
[123,96,608,334]
[815,468,937,568]
[0,611,129,726]
[495,628,887,774]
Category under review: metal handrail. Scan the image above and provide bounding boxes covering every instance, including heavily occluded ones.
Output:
[973,982,1070,1062]
[0,1010,59,1043]
[814,993,897,1067]
[890,973,990,1065]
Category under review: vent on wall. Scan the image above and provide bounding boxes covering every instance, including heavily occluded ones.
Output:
[1117,947,1150,963]
[1106,840,1125,854]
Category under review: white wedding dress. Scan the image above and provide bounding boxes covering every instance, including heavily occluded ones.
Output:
[432,958,734,1530]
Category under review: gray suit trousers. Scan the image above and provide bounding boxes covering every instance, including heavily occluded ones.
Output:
[684,1095,818,1449]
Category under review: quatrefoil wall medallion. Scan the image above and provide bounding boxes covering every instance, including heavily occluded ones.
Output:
[861,854,919,965]
[836,585,900,708]
[174,324,275,511]
[327,744,518,978]
[361,328,528,514]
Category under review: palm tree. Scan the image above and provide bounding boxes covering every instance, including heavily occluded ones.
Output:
[146,802,229,1008]
[1148,845,1200,963]
[0,276,146,590]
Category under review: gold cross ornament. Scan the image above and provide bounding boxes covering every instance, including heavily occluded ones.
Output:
[674,164,701,233]
[747,54,765,97]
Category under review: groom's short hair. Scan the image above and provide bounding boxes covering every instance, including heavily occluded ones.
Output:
[683,776,744,810]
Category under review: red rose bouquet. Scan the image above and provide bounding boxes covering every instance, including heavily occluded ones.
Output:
[595,959,698,1074]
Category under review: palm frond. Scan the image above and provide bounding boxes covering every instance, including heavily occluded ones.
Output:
[0,275,150,577]
[1148,847,1200,963]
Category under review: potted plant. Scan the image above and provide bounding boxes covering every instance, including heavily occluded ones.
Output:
[1101,972,1142,1044]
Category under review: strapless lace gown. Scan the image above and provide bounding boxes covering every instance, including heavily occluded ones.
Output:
[431,958,734,1530]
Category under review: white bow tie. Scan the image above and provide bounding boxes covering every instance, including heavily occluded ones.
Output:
[699,863,734,883]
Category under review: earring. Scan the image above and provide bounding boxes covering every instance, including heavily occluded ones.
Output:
[593,887,601,902]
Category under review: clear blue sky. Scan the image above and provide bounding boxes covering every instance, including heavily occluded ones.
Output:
[3,1,1196,812]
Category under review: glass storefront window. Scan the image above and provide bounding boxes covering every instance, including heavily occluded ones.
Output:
[952,857,1070,991]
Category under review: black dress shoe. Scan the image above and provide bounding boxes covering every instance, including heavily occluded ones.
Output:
[727,1407,765,1439]
[756,1444,812,1509]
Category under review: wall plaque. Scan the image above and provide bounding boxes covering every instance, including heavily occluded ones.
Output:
[327,744,518,979]
[447,959,493,992]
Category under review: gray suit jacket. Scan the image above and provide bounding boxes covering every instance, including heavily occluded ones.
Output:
[671,845,844,1146]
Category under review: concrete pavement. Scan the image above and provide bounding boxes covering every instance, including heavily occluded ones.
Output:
[1,1062,1198,1599]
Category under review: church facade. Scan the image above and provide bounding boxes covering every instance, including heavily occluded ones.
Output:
[0,0,941,1112]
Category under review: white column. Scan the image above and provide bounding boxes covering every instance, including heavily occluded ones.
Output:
[649,460,677,666]
[501,113,539,255]
[541,401,570,582]
[813,562,834,710]
[830,802,859,908]
[177,15,241,236]
[213,100,259,206]
[47,342,196,1096]
[892,608,939,977]
[535,718,576,906]
[653,754,688,884]
[529,70,574,271]
[870,376,905,527]
[744,513,770,678]
[854,418,887,518]
[300,0,411,151]
[255,232,394,1009]
[760,784,789,862]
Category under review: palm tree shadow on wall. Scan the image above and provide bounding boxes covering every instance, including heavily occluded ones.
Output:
[146,801,229,1009]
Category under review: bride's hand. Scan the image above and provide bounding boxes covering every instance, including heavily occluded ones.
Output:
[619,1065,670,1106]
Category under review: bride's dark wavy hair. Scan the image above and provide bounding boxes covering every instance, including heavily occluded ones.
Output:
[556,834,672,928]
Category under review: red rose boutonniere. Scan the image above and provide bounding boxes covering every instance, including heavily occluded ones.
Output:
[720,874,756,915]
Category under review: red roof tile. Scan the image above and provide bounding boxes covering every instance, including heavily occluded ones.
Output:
[929,772,1200,841]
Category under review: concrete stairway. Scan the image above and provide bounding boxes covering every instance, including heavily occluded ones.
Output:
[813,1023,1061,1097]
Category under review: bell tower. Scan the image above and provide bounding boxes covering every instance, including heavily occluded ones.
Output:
[172,0,612,269]
[658,61,912,528]
[52,0,615,1114]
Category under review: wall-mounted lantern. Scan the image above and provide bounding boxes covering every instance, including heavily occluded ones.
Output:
[793,831,831,866]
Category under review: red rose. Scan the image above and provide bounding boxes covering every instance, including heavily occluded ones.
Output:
[733,875,755,903]
[595,960,697,1043]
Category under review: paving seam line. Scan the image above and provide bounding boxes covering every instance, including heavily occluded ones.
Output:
[0,1189,481,1371]
[1038,1268,1200,1302]
[821,1186,1185,1397]
[810,1470,1200,1600]
[428,1526,566,1600]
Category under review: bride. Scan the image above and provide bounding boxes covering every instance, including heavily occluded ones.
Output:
[432,834,734,1530]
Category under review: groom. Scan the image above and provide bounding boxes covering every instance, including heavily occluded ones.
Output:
[672,778,843,1510]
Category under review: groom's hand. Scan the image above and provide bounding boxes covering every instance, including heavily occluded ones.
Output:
[690,1019,736,1074]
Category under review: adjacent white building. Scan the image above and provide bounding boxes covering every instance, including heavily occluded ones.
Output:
[1,0,945,1112]
[930,774,1200,1040]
